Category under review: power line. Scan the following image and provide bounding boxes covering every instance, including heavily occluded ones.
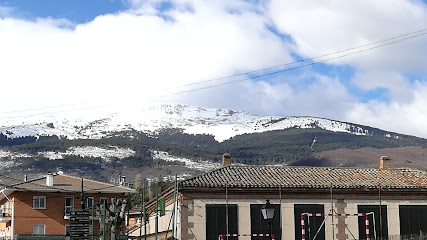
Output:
[149,29,427,99]
[163,28,427,90]
[1,28,427,120]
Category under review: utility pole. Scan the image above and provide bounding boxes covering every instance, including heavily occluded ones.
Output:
[155,182,159,240]
[143,182,147,240]
[81,178,85,209]
[140,181,146,240]
[102,201,106,240]
[92,203,94,240]
[172,175,177,239]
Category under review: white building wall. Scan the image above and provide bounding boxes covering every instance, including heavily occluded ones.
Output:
[141,203,175,236]
[387,202,400,238]
[282,201,295,240]
[190,199,206,240]
[238,202,251,234]
[181,198,427,240]
[343,200,359,239]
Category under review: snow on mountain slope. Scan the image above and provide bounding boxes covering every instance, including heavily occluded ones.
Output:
[0,103,396,142]
[152,150,219,172]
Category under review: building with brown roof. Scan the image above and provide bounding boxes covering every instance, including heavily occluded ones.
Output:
[0,172,135,239]
[132,156,427,240]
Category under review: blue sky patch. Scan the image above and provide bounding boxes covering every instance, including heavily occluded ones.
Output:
[0,0,127,23]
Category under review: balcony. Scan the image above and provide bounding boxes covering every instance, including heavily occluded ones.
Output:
[0,209,11,223]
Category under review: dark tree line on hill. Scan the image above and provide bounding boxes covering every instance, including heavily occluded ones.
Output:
[1,127,427,179]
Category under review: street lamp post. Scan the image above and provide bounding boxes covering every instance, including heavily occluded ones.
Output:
[261,199,275,240]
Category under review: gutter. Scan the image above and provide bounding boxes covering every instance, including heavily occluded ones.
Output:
[0,189,10,202]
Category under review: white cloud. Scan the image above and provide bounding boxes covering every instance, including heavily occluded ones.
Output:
[2,0,427,140]
[268,0,427,72]
[351,71,414,103]
[266,0,427,138]
[0,0,291,114]
[346,80,427,138]
[168,70,353,120]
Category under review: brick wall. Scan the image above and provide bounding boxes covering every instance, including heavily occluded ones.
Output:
[180,198,194,240]
[0,191,127,237]
[335,199,348,240]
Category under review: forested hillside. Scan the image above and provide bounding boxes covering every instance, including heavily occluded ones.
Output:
[1,126,426,183]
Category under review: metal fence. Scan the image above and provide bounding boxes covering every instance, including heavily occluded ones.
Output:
[13,235,129,240]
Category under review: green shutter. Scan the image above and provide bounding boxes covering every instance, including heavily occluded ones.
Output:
[159,198,165,216]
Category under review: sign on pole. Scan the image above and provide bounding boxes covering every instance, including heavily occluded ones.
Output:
[69,210,90,240]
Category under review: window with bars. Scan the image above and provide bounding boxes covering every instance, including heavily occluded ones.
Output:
[358,205,388,240]
[294,204,325,240]
[250,204,281,240]
[399,205,427,238]
[206,204,238,240]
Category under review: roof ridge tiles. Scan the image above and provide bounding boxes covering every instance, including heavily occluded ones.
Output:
[179,165,427,189]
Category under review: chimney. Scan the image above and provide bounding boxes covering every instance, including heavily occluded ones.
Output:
[221,153,231,168]
[46,173,54,187]
[121,176,127,186]
[379,156,390,170]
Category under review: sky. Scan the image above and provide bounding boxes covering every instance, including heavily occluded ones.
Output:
[1,0,427,138]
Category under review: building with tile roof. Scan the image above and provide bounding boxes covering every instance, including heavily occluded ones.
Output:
[0,172,136,239]
[132,155,427,240]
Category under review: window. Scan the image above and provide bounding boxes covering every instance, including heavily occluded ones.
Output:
[250,204,281,240]
[100,197,108,205]
[65,197,74,215]
[33,196,46,209]
[65,225,71,236]
[294,204,325,240]
[86,197,94,209]
[206,204,238,240]
[33,224,45,235]
[65,197,74,207]
[399,205,427,238]
[358,205,388,240]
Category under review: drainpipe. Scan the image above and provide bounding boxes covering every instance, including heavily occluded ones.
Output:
[11,200,14,240]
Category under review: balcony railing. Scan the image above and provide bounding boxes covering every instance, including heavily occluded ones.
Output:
[0,209,11,223]
[0,209,11,217]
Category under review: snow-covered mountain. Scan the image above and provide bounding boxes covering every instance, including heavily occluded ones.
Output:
[0,103,401,142]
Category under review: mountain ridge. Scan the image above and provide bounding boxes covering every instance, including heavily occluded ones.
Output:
[0,103,412,143]
[0,103,426,183]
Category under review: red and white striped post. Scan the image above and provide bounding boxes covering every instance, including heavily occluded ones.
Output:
[365,214,370,240]
[301,213,372,240]
[301,214,305,240]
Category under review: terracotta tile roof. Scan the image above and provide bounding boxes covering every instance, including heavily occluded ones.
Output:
[179,166,427,189]
[10,173,135,193]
